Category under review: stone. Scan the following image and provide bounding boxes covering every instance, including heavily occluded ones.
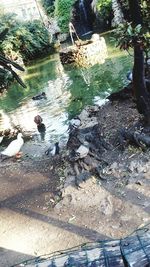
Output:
[99,196,113,216]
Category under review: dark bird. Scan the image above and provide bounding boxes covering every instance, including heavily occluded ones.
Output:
[34,115,46,141]
[45,142,60,156]
[37,123,46,133]
[126,71,133,82]
[32,92,47,100]
[34,115,43,125]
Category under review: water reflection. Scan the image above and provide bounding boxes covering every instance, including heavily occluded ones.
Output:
[0,55,71,143]
[0,35,133,142]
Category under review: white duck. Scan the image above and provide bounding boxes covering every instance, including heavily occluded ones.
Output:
[1,133,24,157]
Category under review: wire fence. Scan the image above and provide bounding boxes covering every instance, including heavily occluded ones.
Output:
[13,223,150,267]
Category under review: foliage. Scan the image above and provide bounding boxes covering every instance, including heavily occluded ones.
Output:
[0,13,52,63]
[115,22,150,54]
[114,0,150,122]
[96,0,112,22]
[117,0,130,20]
[0,29,26,91]
[114,0,150,58]
[41,0,55,16]
[54,0,76,33]
[141,0,150,28]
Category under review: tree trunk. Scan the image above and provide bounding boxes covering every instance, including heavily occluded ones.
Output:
[128,0,150,125]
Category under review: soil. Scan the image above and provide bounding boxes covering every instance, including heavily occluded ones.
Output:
[0,95,150,267]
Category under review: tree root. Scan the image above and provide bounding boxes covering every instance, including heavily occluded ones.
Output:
[118,128,150,150]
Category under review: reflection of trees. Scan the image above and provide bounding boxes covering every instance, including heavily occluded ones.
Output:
[0,56,70,135]
[66,53,132,119]
[0,56,60,112]
[0,43,133,130]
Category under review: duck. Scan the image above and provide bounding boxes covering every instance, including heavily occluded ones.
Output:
[34,115,43,125]
[34,115,46,133]
[1,133,24,158]
[45,142,60,156]
[34,115,46,141]
[32,92,47,100]
[37,123,46,133]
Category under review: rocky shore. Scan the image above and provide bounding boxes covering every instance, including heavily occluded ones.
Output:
[0,92,150,267]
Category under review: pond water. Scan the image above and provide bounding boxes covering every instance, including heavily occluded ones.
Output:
[0,34,133,143]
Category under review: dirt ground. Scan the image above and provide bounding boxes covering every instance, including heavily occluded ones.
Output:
[0,97,150,267]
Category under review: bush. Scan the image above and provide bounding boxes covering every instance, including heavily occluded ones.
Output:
[0,13,52,63]
[96,0,112,29]
[41,0,55,17]
[54,0,76,33]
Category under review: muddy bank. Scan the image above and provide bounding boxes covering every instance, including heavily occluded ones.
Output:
[0,94,150,267]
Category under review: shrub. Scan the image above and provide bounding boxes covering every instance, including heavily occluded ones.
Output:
[54,0,76,33]
[0,13,52,63]
[41,0,55,16]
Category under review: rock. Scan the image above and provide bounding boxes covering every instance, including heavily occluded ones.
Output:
[128,161,138,172]
[99,196,113,216]
[76,143,89,158]
[60,194,72,206]
[75,171,91,187]
[110,162,118,170]
[63,175,75,187]
[79,108,98,128]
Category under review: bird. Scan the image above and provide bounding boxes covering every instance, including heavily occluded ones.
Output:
[32,92,47,100]
[1,133,24,158]
[126,71,133,82]
[37,123,46,133]
[34,115,46,141]
[45,142,60,156]
[34,115,43,125]
[34,115,46,132]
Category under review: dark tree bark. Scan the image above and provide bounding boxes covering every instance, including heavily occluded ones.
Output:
[128,0,150,125]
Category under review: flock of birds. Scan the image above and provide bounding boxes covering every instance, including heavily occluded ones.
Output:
[0,113,83,161]
[0,71,134,161]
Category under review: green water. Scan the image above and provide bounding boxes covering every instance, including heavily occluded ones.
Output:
[0,34,133,142]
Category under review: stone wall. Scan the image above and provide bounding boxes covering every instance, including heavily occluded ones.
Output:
[60,34,108,67]
[77,35,108,67]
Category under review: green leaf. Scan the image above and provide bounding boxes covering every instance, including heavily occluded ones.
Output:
[135,24,142,33]
[11,69,26,88]
[127,25,133,35]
